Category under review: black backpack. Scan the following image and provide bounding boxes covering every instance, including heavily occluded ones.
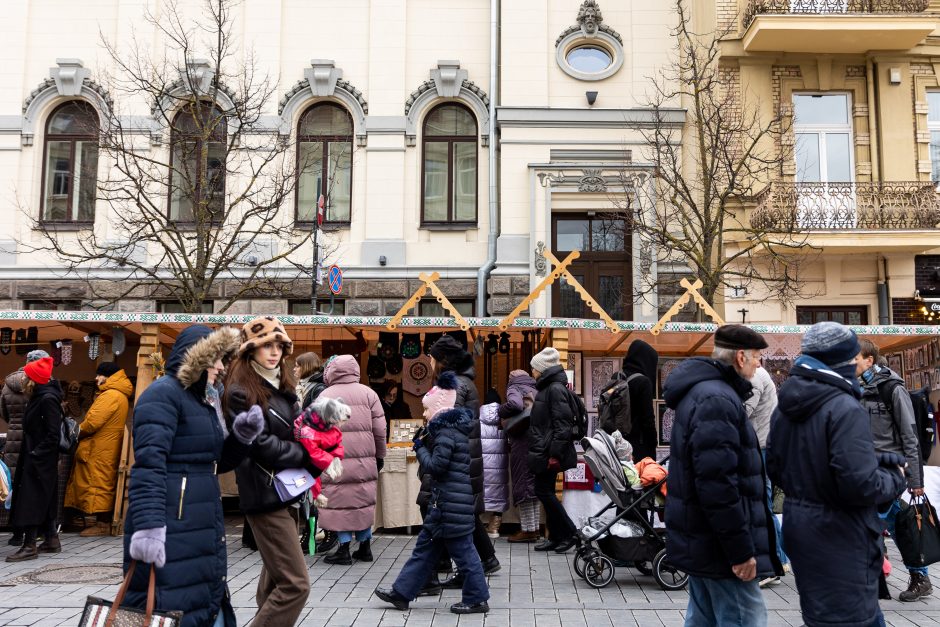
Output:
[597,373,641,436]
[878,380,935,463]
[553,382,589,439]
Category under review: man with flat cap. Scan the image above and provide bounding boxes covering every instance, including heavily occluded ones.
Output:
[663,324,781,627]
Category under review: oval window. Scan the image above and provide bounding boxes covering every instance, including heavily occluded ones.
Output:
[566,46,612,74]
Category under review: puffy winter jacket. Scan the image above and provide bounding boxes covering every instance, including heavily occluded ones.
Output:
[663,358,780,580]
[123,326,246,627]
[859,366,923,490]
[479,402,509,512]
[438,359,484,514]
[767,360,906,627]
[0,370,27,476]
[528,365,577,474]
[227,379,306,515]
[417,407,477,539]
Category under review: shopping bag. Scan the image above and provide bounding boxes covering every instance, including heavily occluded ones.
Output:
[894,495,940,568]
[78,560,183,627]
[273,468,315,502]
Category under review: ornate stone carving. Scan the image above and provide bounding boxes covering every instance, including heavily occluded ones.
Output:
[431,61,468,98]
[404,78,488,116]
[555,0,623,46]
[305,60,341,97]
[534,241,548,277]
[151,61,237,116]
[277,75,368,117]
[51,59,91,97]
[578,168,607,193]
[181,59,215,95]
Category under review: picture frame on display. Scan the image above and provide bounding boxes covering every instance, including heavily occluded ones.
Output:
[886,353,903,375]
[567,351,583,395]
[657,401,675,447]
[583,357,618,412]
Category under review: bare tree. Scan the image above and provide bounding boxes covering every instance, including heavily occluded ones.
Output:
[21,0,345,313]
[617,0,815,319]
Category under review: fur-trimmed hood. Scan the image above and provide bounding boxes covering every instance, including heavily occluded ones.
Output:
[175,326,241,389]
[427,406,473,436]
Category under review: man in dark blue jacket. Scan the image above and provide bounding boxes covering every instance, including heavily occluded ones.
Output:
[664,324,780,627]
[768,322,906,627]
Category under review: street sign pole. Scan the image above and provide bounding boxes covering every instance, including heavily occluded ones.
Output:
[311,194,325,313]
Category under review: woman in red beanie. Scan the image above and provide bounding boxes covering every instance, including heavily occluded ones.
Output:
[6,357,63,562]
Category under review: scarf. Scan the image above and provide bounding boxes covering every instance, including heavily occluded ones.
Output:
[794,354,861,395]
[205,382,229,437]
[251,359,281,389]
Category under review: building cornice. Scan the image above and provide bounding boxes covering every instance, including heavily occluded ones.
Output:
[496,107,685,129]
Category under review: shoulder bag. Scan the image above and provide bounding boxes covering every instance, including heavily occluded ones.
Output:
[78,560,183,627]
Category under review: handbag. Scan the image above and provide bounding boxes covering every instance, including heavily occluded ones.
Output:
[273,468,315,502]
[894,495,940,568]
[59,416,79,454]
[501,406,531,437]
[78,560,183,627]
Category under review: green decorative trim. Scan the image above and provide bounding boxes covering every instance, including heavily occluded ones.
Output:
[0,310,938,336]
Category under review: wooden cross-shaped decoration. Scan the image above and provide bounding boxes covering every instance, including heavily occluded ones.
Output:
[387,272,470,331]
[498,250,620,334]
[650,278,725,336]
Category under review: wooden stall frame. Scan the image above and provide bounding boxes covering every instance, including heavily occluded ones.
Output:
[387,272,470,332]
[650,278,725,336]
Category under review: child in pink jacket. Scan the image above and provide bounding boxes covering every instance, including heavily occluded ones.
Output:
[293,396,351,506]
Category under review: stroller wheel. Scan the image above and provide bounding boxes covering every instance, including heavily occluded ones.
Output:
[584,554,615,588]
[634,560,653,576]
[653,549,689,591]
[573,547,593,579]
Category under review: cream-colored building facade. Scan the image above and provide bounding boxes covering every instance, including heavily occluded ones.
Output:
[716,0,940,326]
[0,0,677,321]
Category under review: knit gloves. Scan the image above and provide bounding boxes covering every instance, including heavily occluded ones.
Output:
[129,526,166,568]
[877,452,906,469]
[324,457,343,481]
[232,405,265,445]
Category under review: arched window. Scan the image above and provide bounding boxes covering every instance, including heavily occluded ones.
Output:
[42,101,99,222]
[422,103,478,224]
[169,103,226,222]
[297,103,353,224]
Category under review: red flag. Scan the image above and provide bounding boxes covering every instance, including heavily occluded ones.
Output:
[317,195,325,226]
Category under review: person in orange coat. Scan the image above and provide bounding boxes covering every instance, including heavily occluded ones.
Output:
[64,362,133,536]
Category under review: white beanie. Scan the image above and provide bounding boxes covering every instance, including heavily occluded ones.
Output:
[530,347,561,373]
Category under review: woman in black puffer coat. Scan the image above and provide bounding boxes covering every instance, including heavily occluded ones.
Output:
[528,348,578,553]
[425,336,497,580]
[223,317,311,627]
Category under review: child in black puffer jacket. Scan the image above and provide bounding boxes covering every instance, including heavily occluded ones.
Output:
[374,373,490,615]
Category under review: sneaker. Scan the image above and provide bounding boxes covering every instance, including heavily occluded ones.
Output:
[899,572,933,602]
[759,576,780,588]
[375,587,409,611]
[451,601,489,615]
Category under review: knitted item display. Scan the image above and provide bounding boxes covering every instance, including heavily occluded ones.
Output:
[112,327,126,356]
[49,341,62,367]
[473,333,484,357]
[0,327,11,355]
[499,332,510,354]
[88,333,100,360]
[60,340,72,365]
[14,329,27,355]
[400,334,421,360]
[377,332,399,362]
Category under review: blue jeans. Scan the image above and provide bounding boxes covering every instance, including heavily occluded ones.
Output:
[761,450,789,567]
[337,528,372,544]
[882,499,929,576]
[685,576,767,627]
[392,529,489,605]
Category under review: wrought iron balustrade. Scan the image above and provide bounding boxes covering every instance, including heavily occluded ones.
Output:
[744,0,930,30]
[749,181,940,231]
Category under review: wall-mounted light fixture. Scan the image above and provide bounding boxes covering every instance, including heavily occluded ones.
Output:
[586,91,598,106]
[379,255,387,266]
[889,68,902,85]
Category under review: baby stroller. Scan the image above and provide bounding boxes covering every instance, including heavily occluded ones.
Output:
[572,430,689,590]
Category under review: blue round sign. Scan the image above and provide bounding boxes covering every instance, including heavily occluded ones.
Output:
[328,265,343,295]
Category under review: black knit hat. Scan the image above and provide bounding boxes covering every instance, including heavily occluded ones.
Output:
[429,335,465,364]
[714,325,768,351]
[96,362,121,378]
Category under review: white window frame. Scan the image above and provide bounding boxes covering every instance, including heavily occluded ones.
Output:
[793,92,856,228]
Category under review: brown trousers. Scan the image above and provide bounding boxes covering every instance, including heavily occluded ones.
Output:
[246,508,310,627]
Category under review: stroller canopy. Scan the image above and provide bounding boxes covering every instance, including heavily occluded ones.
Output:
[581,431,630,508]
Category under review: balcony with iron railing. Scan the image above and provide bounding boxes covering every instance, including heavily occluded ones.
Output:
[749,182,940,249]
[741,1,935,53]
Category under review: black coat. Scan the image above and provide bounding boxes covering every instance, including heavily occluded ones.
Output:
[10,380,62,528]
[227,382,307,515]
[620,340,658,461]
[663,358,779,580]
[528,366,577,474]
[416,407,476,539]
[123,325,246,627]
[767,363,906,627]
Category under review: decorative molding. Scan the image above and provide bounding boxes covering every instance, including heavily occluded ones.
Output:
[277,61,368,143]
[555,1,623,46]
[151,60,238,117]
[21,61,113,147]
[534,241,548,277]
[578,168,607,192]
[305,59,341,97]
[431,61,467,98]
[498,107,685,129]
[404,61,490,144]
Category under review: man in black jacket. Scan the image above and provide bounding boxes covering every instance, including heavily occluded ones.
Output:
[663,325,780,627]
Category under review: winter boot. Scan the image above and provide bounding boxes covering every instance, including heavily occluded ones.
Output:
[37,535,61,554]
[7,533,23,547]
[899,572,933,602]
[80,522,110,537]
[5,543,38,562]
[316,530,338,555]
[352,539,373,562]
[486,514,502,539]
[324,542,352,565]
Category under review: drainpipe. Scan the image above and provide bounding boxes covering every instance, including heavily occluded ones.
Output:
[877,256,890,325]
[866,58,881,183]
[477,0,500,315]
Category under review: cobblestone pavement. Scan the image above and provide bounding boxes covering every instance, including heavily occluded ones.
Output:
[2,522,940,626]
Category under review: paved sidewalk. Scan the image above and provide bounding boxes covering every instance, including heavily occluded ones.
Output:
[1,523,940,626]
